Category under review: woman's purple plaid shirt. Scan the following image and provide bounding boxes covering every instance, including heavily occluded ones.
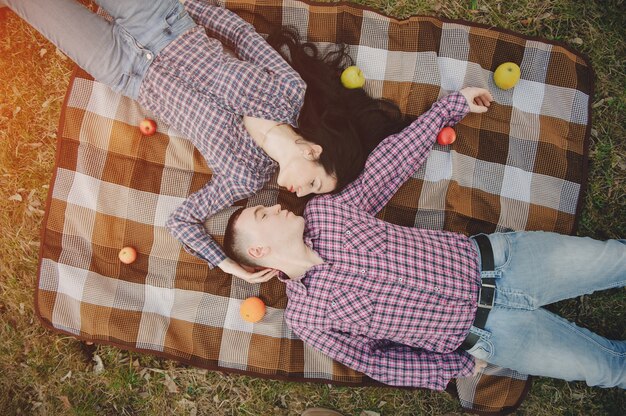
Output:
[137,1,306,267]
[280,93,482,390]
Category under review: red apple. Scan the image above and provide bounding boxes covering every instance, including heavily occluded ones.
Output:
[139,118,157,136]
[437,127,457,145]
[118,246,137,264]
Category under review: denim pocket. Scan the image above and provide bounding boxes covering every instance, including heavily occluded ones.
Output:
[482,232,513,272]
[164,1,185,27]
[467,337,494,360]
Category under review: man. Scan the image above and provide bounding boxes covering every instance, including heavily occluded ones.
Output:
[223,87,626,390]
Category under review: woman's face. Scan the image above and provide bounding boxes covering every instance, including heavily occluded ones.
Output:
[276,141,337,197]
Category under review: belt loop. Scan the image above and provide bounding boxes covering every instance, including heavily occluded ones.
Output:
[472,234,494,271]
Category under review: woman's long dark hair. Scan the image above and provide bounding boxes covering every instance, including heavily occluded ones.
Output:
[266,28,412,191]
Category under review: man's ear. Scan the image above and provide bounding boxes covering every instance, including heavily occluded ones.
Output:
[302,143,323,161]
[248,245,270,259]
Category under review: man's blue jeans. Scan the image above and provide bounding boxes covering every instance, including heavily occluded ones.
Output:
[3,0,196,99]
[467,231,626,388]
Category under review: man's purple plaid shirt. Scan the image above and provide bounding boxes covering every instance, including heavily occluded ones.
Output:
[137,1,306,267]
[281,93,482,390]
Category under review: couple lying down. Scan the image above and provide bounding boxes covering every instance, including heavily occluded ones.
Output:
[5,0,624,390]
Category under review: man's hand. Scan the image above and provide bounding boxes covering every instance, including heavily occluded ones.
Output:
[218,258,278,284]
[472,357,488,376]
[459,87,493,113]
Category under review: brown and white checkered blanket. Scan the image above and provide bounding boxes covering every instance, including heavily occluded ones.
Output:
[36,1,593,414]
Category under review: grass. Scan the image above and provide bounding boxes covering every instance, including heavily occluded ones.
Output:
[1,1,625,415]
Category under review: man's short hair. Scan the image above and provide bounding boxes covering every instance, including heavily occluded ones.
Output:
[223,207,259,268]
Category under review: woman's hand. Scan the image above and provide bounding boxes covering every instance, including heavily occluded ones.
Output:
[218,257,279,284]
[459,87,493,113]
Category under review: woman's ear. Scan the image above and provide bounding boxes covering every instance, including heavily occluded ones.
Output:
[302,143,323,161]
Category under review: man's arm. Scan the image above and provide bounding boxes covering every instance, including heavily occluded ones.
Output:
[292,325,474,390]
[335,88,492,215]
[182,0,306,124]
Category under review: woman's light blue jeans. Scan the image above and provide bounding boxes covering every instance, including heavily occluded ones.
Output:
[3,0,196,99]
[467,231,626,388]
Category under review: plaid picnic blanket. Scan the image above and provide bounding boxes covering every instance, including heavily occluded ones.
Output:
[36,0,593,414]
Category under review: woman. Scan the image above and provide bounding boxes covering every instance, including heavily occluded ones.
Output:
[3,0,409,282]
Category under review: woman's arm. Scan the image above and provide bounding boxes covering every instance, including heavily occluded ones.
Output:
[182,0,306,124]
[166,174,279,283]
[166,175,243,267]
[184,0,300,78]
[334,88,492,215]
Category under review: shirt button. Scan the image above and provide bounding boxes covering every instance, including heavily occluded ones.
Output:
[331,301,336,306]
[360,269,366,274]
[345,231,351,236]
[398,278,403,282]
[146,52,153,61]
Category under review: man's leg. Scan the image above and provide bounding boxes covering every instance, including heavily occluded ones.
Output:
[486,231,626,309]
[467,307,626,388]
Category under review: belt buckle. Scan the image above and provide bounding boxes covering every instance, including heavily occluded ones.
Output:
[478,282,496,309]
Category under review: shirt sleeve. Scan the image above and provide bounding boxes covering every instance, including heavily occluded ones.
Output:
[291,325,475,390]
[334,92,470,215]
[165,174,254,268]
[182,0,306,125]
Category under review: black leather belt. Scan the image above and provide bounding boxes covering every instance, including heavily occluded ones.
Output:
[460,234,496,351]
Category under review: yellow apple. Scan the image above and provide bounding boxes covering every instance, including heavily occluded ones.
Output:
[340,66,366,89]
[493,62,521,90]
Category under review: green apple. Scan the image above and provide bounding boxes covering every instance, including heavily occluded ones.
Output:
[340,65,366,89]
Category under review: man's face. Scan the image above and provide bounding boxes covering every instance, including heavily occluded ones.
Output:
[276,142,337,197]
[235,204,306,261]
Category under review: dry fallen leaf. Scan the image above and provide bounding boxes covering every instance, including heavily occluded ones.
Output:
[56,395,72,410]
[178,398,198,416]
[8,194,22,202]
[163,374,179,394]
[60,370,72,382]
[41,97,55,108]
[93,354,104,374]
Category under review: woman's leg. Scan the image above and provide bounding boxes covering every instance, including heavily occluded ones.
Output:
[94,0,195,58]
[467,307,626,388]
[4,0,195,99]
[4,0,136,96]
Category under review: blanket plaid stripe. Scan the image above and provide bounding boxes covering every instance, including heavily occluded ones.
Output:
[36,1,593,414]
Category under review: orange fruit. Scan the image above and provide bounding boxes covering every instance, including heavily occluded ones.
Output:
[118,246,137,264]
[240,297,266,323]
